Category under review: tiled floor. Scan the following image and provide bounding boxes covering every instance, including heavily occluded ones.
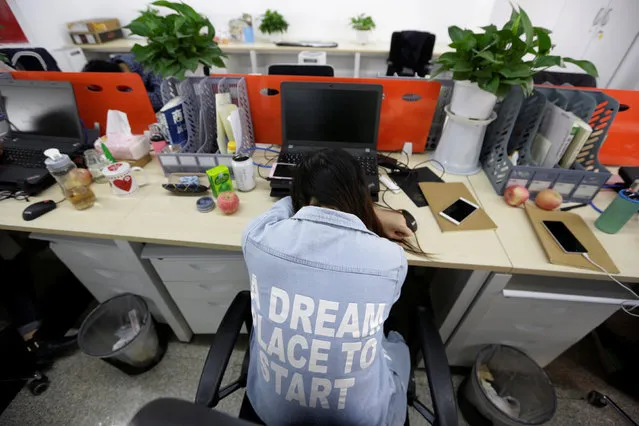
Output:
[1,335,637,426]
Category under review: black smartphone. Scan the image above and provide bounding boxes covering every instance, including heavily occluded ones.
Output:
[542,220,587,254]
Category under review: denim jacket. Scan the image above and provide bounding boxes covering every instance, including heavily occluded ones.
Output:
[242,197,410,426]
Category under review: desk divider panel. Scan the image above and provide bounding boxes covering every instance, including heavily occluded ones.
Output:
[11,71,156,136]
[217,74,441,152]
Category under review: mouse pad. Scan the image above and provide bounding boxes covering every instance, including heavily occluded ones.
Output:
[419,182,497,232]
[390,167,443,207]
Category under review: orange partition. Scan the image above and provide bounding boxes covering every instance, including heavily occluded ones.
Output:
[596,88,639,166]
[11,71,156,135]
[218,74,441,152]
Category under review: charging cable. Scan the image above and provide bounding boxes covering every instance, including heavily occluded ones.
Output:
[582,253,639,318]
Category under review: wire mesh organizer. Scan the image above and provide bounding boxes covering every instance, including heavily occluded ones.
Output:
[426,79,454,150]
[156,76,256,176]
[481,86,619,203]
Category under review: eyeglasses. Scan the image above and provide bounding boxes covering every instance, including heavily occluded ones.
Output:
[0,190,30,202]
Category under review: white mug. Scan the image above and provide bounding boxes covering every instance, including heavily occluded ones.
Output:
[101,162,149,196]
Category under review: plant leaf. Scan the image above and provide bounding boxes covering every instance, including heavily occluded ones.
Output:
[448,26,465,42]
[534,27,551,55]
[476,50,502,64]
[519,7,534,48]
[533,55,563,69]
[451,59,473,72]
[563,57,599,77]
[152,1,201,22]
[436,51,458,65]
[499,64,532,79]
[486,75,500,94]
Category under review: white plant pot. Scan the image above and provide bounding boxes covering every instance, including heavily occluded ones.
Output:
[268,32,284,43]
[355,30,370,45]
[449,80,498,120]
[433,106,497,175]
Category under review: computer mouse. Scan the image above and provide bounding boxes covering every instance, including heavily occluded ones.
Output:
[22,200,57,221]
[400,209,418,232]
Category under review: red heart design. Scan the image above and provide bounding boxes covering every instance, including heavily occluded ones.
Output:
[107,163,122,172]
[113,176,133,192]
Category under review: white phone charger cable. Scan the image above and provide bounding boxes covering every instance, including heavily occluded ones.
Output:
[582,253,639,318]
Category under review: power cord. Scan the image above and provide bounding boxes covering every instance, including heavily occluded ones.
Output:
[582,253,639,317]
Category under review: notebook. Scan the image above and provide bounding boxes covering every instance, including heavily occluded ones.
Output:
[534,104,589,168]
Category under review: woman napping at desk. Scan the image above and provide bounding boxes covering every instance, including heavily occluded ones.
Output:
[242,148,414,426]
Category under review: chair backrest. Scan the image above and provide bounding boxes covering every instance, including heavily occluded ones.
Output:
[268,64,334,77]
[533,71,597,88]
[0,48,60,72]
[387,31,436,76]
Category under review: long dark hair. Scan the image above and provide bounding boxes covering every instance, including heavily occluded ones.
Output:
[292,148,382,236]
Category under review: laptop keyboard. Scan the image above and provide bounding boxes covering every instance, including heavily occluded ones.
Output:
[1,147,46,169]
[279,152,378,176]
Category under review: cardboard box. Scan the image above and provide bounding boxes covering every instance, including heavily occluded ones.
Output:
[69,28,124,45]
[67,18,120,33]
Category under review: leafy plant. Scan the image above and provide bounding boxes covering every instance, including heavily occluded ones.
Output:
[434,6,598,98]
[350,14,376,31]
[259,10,289,34]
[126,1,225,80]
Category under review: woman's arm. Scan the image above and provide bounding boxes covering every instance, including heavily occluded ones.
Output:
[374,207,413,240]
[242,197,294,250]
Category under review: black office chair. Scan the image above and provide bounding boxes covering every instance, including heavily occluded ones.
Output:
[0,48,61,71]
[386,31,436,77]
[268,64,335,77]
[533,71,597,88]
[130,291,458,426]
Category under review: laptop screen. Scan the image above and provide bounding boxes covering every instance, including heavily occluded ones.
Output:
[281,82,382,150]
[0,80,82,140]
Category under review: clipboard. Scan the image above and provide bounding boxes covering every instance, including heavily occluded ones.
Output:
[419,182,497,232]
[525,204,619,273]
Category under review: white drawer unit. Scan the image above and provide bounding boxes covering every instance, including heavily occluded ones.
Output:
[446,273,639,367]
[30,234,193,341]
[142,245,250,333]
[177,299,232,334]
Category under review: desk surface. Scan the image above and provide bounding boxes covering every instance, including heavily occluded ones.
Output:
[0,154,509,272]
[71,39,451,56]
[467,172,639,283]
[0,154,636,282]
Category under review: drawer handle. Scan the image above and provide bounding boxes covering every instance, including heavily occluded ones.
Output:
[189,264,227,274]
[96,269,120,279]
[198,283,235,291]
[514,324,547,333]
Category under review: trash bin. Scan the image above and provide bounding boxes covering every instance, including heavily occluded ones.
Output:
[461,345,557,426]
[78,294,163,374]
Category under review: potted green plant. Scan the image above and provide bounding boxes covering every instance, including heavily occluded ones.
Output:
[350,14,375,45]
[259,9,289,43]
[434,6,598,120]
[126,1,225,80]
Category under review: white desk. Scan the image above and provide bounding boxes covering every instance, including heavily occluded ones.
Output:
[1,153,636,366]
[71,39,452,77]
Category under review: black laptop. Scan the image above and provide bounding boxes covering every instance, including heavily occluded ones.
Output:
[0,80,84,195]
[271,81,382,199]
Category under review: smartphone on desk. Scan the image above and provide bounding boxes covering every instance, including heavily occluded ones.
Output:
[439,197,479,225]
[542,220,587,254]
[268,163,296,181]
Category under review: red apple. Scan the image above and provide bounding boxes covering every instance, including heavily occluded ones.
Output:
[504,185,529,207]
[535,189,563,210]
[218,191,240,215]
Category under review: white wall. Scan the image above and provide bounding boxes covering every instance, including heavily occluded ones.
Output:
[7,0,496,50]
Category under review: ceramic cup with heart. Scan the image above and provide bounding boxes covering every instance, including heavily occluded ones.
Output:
[102,162,149,196]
